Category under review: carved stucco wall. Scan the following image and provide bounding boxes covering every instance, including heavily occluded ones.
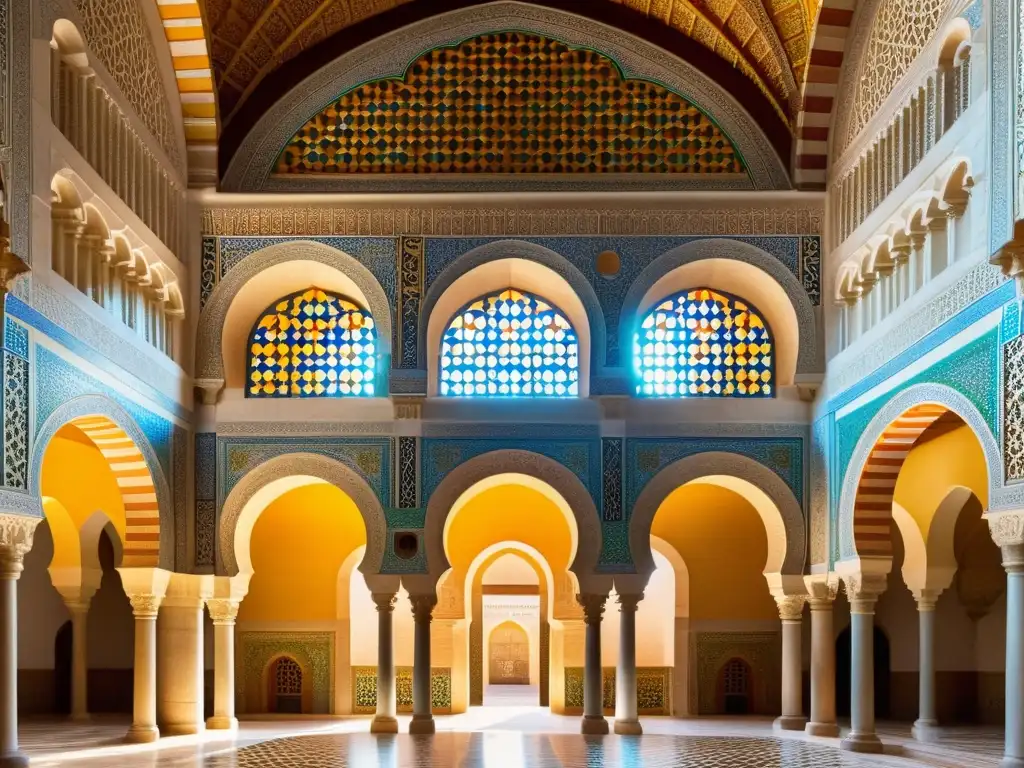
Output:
[72,0,183,173]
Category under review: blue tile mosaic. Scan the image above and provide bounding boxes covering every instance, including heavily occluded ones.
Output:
[3,317,28,360]
[35,345,173,479]
[1002,299,1022,344]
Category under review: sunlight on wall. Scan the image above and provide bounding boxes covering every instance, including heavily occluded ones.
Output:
[603,547,675,666]
[239,482,366,622]
[893,423,988,540]
[40,425,126,542]
[651,483,775,621]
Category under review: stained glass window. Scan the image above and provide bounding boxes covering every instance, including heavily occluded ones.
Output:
[247,288,376,398]
[634,288,773,397]
[439,289,579,397]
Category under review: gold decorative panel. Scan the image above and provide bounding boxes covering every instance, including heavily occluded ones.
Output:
[275,32,745,176]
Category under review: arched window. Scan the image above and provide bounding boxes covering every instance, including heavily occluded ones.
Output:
[439,289,578,397]
[634,288,773,397]
[247,288,376,398]
[271,657,303,714]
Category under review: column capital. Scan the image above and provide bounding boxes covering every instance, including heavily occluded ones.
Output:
[0,513,41,577]
[912,588,942,611]
[206,598,240,625]
[128,593,163,618]
[842,572,887,614]
[987,510,1024,571]
[372,592,398,612]
[576,593,608,625]
[410,594,436,622]
[804,574,840,607]
[616,593,643,612]
[774,594,807,622]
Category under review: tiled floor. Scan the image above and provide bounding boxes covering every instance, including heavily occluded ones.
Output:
[19,713,1005,768]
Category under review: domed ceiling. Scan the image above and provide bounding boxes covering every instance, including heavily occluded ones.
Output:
[202,0,813,126]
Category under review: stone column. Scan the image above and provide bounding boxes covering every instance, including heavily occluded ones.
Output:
[578,594,609,735]
[912,591,940,742]
[0,515,39,768]
[614,593,643,735]
[126,593,162,743]
[66,599,91,722]
[410,595,436,735]
[840,573,886,754]
[774,595,807,731]
[157,596,205,735]
[206,599,240,730]
[988,511,1024,768]
[371,593,399,734]
[804,578,839,737]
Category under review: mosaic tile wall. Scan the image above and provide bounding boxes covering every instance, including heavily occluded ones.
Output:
[351,666,453,714]
[2,318,29,489]
[563,666,671,714]
[276,33,745,177]
[237,631,335,715]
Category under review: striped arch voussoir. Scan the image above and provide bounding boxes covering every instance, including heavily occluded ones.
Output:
[852,403,949,556]
[70,415,160,568]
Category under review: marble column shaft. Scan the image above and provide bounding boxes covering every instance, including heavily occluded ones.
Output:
[126,594,162,744]
[410,595,436,735]
[0,516,36,768]
[775,596,807,731]
[371,593,399,734]
[578,594,609,735]
[912,594,939,741]
[614,593,642,735]
[840,574,885,755]
[206,599,240,730]
[805,592,839,737]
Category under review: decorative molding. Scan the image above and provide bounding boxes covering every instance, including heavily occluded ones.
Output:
[221,4,789,192]
[206,598,239,625]
[128,593,161,617]
[214,421,393,437]
[824,265,1010,409]
[218,452,387,577]
[195,240,393,393]
[202,205,823,238]
[397,237,424,370]
[773,595,806,621]
[617,238,822,373]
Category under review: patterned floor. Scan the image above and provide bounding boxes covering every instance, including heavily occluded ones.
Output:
[20,716,1004,768]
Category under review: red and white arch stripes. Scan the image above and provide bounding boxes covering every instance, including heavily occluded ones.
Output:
[794,0,855,189]
[852,404,949,556]
[70,415,160,567]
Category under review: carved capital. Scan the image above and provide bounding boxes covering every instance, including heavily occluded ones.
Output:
[842,572,887,614]
[774,594,806,622]
[129,593,162,618]
[410,594,436,623]
[372,592,398,613]
[804,575,839,608]
[988,511,1024,571]
[0,514,41,577]
[616,593,643,613]
[194,379,225,406]
[206,598,240,625]
[576,593,607,625]
[913,589,942,611]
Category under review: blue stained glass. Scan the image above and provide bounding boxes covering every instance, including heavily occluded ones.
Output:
[634,288,774,398]
[439,288,579,397]
[247,288,376,398]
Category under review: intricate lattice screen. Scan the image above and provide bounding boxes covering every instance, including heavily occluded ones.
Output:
[439,289,579,397]
[634,288,774,397]
[275,657,303,696]
[846,0,944,145]
[275,32,745,176]
[247,288,377,398]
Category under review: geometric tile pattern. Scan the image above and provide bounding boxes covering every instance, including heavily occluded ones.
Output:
[634,288,774,397]
[1004,336,1024,481]
[205,733,911,767]
[68,415,161,567]
[2,352,29,490]
[276,33,745,176]
[351,667,453,713]
[852,403,949,557]
[440,289,579,398]
[247,288,377,398]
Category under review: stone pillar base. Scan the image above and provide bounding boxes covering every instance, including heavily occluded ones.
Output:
[580,715,609,735]
[206,716,238,731]
[124,724,160,744]
[1001,758,1024,768]
[840,733,883,753]
[409,715,435,735]
[774,715,808,731]
[370,715,399,734]
[613,719,642,735]
[161,723,204,737]
[912,720,940,743]
[805,721,840,737]
[0,753,28,768]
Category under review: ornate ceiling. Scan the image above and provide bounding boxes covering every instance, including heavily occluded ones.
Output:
[201,0,814,127]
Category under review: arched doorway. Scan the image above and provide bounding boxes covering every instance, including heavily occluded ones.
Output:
[489,621,530,686]
[718,658,752,715]
[267,657,304,714]
[836,625,891,719]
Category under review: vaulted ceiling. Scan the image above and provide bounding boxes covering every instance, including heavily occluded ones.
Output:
[201,0,813,125]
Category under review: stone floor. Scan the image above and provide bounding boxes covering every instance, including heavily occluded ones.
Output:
[19,713,1005,768]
